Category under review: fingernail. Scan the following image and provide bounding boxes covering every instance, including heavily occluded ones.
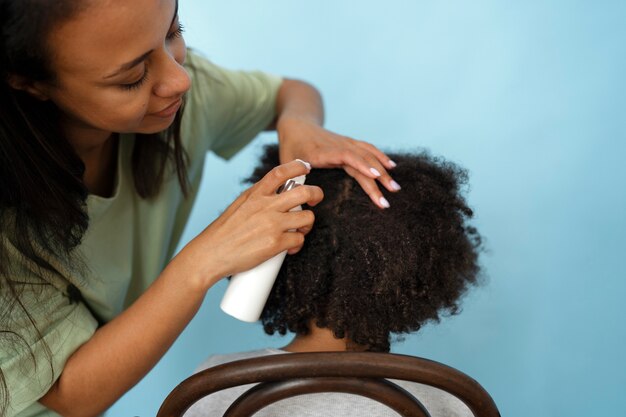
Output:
[370,167,382,177]
[388,160,397,168]
[390,180,402,191]
[295,159,311,170]
[379,196,390,208]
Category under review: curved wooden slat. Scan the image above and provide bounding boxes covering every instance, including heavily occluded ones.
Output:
[223,377,431,417]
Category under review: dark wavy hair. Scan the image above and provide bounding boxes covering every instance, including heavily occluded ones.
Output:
[0,0,187,413]
[246,145,483,352]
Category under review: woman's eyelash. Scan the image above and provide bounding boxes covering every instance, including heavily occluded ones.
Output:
[119,22,183,91]
[120,67,149,91]
[167,22,185,40]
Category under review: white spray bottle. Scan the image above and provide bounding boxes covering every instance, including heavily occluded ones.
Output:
[220,171,307,322]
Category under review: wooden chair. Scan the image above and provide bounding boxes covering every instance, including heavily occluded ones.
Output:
[157,352,500,417]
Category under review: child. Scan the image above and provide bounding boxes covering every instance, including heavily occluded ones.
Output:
[186,145,483,417]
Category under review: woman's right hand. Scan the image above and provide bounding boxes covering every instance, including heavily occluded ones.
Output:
[176,159,323,290]
[37,163,322,416]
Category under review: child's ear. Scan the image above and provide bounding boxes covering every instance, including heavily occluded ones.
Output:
[7,74,51,101]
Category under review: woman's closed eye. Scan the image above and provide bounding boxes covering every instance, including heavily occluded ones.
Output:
[120,67,149,91]
[119,20,184,91]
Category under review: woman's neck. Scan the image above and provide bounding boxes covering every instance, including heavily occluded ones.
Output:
[63,120,119,197]
[78,133,118,197]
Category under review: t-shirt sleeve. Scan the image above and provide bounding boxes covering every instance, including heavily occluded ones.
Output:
[182,50,282,161]
[0,262,97,416]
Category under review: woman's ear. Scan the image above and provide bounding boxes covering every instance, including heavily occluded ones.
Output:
[7,74,51,101]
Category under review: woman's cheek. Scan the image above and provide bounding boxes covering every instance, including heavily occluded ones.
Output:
[110,96,151,129]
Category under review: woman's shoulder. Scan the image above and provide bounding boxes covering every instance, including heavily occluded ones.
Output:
[183,50,224,84]
[180,49,281,160]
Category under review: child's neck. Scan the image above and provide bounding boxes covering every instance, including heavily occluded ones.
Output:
[281,323,358,353]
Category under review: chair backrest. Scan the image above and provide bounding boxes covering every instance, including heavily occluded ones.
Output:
[157,352,500,417]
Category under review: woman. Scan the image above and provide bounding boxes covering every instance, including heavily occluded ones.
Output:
[0,1,399,416]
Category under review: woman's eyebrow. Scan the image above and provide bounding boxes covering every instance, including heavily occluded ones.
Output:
[104,50,153,79]
[103,3,178,80]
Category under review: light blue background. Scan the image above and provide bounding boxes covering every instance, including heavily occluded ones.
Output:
[110,1,626,416]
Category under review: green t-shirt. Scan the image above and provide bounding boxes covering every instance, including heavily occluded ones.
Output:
[0,51,281,417]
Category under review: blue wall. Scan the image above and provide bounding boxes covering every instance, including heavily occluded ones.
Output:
[109,1,626,416]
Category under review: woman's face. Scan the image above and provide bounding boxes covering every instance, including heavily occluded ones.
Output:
[39,0,190,143]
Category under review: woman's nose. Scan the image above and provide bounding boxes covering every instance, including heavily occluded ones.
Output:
[153,51,191,98]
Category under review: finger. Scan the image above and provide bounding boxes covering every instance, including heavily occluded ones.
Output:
[275,184,324,211]
[353,140,397,169]
[371,166,402,193]
[337,147,398,187]
[356,150,401,194]
[281,231,306,255]
[295,224,313,236]
[303,143,378,178]
[281,209,316,232]
[290,217,315,237]
[287,244,304,255]
[345,166,391,209]
[255,159,312,195]
[293,217,315,237]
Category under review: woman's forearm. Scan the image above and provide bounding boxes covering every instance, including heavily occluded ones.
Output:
[39,252,217,417]
[275,78,325,128]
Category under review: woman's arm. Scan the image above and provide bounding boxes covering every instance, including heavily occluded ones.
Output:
[39,254,210,417]
[39,161,323,417]
[273,78,401,209]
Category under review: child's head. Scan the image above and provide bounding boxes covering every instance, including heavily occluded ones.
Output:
[247,145,482,352]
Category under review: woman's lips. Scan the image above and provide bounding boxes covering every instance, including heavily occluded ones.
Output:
[151,98,182,118]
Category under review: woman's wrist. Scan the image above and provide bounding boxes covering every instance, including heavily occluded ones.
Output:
[277,112,322,132]
[275,79,324,133]
[165,241,224,294]
[276,115,318,148]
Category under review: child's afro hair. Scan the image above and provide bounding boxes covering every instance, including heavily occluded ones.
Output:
[246,145,483,352]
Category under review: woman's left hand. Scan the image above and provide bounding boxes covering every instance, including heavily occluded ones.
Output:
[277,116,401,209]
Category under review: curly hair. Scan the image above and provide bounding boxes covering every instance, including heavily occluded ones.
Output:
[246,145,483,352]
